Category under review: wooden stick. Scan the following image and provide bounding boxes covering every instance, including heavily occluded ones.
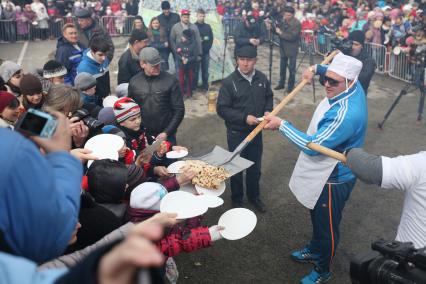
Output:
[307,142,347,163]
[244,50,340,143]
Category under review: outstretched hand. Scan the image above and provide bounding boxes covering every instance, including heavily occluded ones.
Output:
[263,114,283,130]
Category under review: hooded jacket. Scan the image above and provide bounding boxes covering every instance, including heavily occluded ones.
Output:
[55,36,85,85]
[77,49,111,105]
[0,129,82,263]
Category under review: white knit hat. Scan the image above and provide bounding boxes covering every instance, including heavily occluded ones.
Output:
[130,182,168,210]
[327,53,363,80]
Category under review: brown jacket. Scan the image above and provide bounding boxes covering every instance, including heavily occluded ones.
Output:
[277,17,301,58]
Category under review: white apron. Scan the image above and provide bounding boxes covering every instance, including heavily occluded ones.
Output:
[289,98,339,209]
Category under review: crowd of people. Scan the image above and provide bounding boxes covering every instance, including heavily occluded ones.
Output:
[0,0,426,283]
[0,0,140,41]
[221,0,425,92]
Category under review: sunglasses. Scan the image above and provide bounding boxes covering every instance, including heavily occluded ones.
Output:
[324,75,343,86]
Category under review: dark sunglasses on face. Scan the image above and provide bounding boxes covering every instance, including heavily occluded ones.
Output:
[324,75,343,86]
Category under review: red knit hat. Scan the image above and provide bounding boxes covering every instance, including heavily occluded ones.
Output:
[0,91,17,113]
[113,97,141,123]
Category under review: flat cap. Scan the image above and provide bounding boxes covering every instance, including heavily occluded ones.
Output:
[235,45,257,58]
[75,8,92,18]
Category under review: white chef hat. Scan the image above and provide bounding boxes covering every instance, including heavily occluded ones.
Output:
[327,52,363,80]
[130,182,168,210]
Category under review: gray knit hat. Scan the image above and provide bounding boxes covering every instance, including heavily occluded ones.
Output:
[115,83,129,98]
[75,72,97,91]
[97,107,116,125]
[0,61,22,83]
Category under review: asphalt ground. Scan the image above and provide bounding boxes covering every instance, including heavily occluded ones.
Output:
[1,38,425,283]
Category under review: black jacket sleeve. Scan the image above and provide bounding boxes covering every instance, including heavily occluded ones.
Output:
[264,79,274,113]
[163,78,185,135]
[205,25,214,52]
[358,57,376,93]
[117,52,131,85]
[217,81,246,126]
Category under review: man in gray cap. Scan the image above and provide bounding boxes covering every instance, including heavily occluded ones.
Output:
[128,47,184,144]
[75,8,115,61]
[217,45,273,213]
[264,53,367,284]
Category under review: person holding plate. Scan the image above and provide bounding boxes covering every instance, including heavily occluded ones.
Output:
[217,45,273,213]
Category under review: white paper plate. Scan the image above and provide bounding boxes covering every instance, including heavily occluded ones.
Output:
[218,208,257,240]
[87,149,119,168]
[195,181,226,197]
[103,95,119,108]
[166,150,188,159]
[160,191,208,219]
[180,184,197,195]
[84,134,124,152]
[84,134,124,167]
[167,161,186,174]
[196,195,224,208]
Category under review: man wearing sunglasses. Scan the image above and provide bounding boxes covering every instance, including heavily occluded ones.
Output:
[264,52,367,284]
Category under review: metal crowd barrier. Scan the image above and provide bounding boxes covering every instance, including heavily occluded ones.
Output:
[388,51,416,83]
[364,42,389,74]
[300,30,316,53]
[222,17,242,38]
[100,16,135,37]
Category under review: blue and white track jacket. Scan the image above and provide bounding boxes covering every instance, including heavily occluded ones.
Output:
[279,64,368,183]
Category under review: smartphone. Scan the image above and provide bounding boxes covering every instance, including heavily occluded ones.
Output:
[15,108,57,138]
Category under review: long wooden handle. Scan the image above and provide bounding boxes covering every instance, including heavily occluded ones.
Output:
[307,142,347,163]
[244,50,340,142]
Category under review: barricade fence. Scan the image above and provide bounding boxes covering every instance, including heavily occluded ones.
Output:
[0,17,421,84]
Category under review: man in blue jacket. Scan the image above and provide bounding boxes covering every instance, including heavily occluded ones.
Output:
[0,111,82,263]
[55,23,85,86]
[264,53,367,284]
[77,35,111,106]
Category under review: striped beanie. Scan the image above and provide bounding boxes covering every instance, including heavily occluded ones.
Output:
[113,97,140,123]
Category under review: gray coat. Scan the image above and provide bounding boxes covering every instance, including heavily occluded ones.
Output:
[277,17,301,58]
[39,222,134,269]
[169,22,202,57]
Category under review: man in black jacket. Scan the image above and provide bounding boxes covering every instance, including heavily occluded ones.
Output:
[117,29,149,84]
[157,1,180,71]
[194,8,213,91]
[217,45,273,212]
[233,14,262,55]
[128,47,184,144]
[348,31,376,94]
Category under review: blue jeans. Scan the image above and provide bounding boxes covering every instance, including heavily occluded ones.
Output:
[193,53,210,90]
[279,55,297,92]
[226,129,263,202]
[308,179,356,272]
